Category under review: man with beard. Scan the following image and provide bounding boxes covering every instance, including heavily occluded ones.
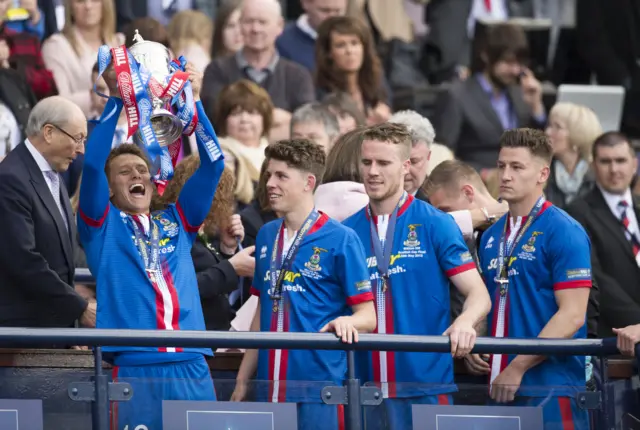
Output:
[434,22,546,172]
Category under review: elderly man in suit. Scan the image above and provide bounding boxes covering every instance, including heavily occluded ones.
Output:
[0,96,95,328]
[567,131,640,338]
[434,22,546,173]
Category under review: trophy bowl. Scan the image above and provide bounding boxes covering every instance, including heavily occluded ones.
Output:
[128,30,184,147]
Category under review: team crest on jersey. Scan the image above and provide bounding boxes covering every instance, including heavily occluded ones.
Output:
[304,247,327,271]
[403,224,421,248]
[522,231,543,253]
[156,217,179,237]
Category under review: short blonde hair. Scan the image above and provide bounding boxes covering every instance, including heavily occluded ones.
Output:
[219,138,258,205]
[549,102,603,161]
[167,10,213,55]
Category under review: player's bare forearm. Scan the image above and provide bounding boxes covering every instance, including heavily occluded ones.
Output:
[79,97,122,220]
[350,301,377,333]
[236,301,261,382]
[510,288,590,373]
[452,270,492,327]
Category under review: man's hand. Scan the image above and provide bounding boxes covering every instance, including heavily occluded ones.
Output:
[520,68,543,116]
[464,353,491,375]
[228,245,256,277]
[443,317,477,358]
[186,64,203,101]
[220,214,244,252]
[613,324,640,356]
[0,40,10,70]
[71,345,89,351]
[230,380,248,401]
[320,316,360,344]
[79,302,97,328]
[490,363,525,403]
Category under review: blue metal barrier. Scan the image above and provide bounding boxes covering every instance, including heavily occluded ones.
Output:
[0,328,635,430]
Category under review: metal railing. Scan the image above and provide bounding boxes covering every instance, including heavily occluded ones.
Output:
[0,328,637,430]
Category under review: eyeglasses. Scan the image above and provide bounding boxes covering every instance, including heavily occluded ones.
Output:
[48,124,87,147]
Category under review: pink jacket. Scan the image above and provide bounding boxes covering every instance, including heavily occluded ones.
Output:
[314,181,369,222]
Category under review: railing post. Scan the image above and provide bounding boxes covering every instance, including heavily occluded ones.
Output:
[93,347,110,430]
[344,350,362,430]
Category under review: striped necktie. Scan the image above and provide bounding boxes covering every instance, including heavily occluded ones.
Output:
[618,200,639,256]
[45,170,68,232]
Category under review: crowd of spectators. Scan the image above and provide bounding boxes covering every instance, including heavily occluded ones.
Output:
[0,0,639,373]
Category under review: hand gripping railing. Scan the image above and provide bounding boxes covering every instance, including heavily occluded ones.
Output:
[0,328,635,430]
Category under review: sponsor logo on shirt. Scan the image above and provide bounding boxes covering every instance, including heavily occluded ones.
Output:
[403,224,421,248]
[160,244,175,254]
[263,270,300,283]
[369,265,406,280]
[487,257,517,271]
[266,285,306,295]
[356,280,372,291]
[304,247,327,272]
[485,236,494,249]
[260,246,267,259]
[566,268,591,279]
[367,254,402,268]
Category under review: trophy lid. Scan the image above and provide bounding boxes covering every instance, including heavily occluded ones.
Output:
[132,29,145,44]
[128,29,172,75]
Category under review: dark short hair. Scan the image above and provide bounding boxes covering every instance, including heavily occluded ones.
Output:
[591,131,634,160]
[499,128,552,163]
[213,80,274,137]
[265,139,326,190]
[105,144,152,182]
[472,22,529,72]
[424,160,488,196]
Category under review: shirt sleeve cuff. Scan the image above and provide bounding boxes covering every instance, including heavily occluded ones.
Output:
[553,280,592,291]
[346,291,374,306]
[445,261,476,277]
[449,210,474,238]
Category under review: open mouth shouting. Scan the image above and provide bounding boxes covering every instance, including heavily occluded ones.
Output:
[129,183,146,198]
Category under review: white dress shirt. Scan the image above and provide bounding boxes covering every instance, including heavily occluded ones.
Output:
[599,185,640,245]
[25,139,58,197]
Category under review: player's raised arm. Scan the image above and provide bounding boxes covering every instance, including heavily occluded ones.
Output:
[176,65,225,234]
[78,87,123,225]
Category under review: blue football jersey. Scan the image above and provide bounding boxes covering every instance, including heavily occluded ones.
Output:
[343,195,476,398]
[79,203,212,360]
[478,201,592,397]
[251,212,374,403]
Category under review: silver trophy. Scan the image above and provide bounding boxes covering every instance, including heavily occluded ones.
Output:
[128,30,184,147]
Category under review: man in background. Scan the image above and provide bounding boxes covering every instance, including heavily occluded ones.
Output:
[0,96,94,329]
[291,102,340,153]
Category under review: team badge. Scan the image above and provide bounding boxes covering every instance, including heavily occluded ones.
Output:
[522,231,542,253]
[403,224,421,248]
[304,247,327,271]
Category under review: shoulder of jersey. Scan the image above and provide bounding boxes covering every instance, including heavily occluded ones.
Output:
[259,218,283,235]
[341,206,367,228]
[544,204,586,232]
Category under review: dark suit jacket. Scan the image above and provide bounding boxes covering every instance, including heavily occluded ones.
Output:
[434,76,544,170]
[192,238,239,331]
[0,143,87,327]
[566,187,640,337]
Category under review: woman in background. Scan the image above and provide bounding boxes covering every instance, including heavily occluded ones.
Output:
[321,91,366,134]
[219,139,258,211]
[42,0,122,117]
[315,16,390,125]
[210,0,244,58]
[213,79,273,172]
[544,102,603,207]
[155,157,255,331]
[314,128,369,221]
[167,10,213,72]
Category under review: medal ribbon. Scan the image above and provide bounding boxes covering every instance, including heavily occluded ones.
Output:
[128,217,161,272]
[269,210,320,312]
[495,196,546,293]
[367,193,407,292]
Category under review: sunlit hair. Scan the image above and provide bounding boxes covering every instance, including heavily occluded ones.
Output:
[265,139,326,190]
[62,0,117,56]
[213,80,274,137]
[151,155,236,237]
[315,16,386,108]
[549,102,603,161]
[424,159,489,198]
[167,10,213,55]
[211,0,244,58]
[360,122,412,160]
[389,110,435,148]
[323,127,366,184]
[500,128,553,163]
